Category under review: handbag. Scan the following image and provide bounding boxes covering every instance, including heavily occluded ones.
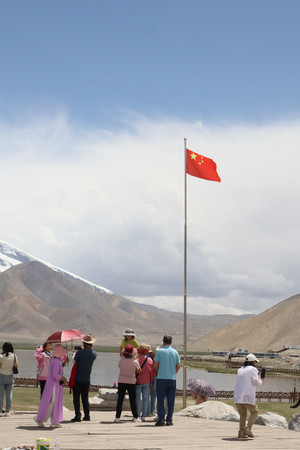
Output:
[13,354,18,374]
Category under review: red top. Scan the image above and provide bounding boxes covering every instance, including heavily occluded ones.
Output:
[136,355,154,385]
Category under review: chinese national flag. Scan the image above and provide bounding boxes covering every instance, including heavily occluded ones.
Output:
[186,149,221,182]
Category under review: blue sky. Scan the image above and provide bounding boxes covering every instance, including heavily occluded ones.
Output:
[2,1,300,125]
[1,1,300,316]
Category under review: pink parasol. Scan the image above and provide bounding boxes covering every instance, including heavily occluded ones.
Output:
[45,329,85,344]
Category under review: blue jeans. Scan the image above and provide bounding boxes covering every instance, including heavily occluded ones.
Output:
[147,376,157,415]
[136,383,150,418]
[0,374,14,412]
[156,378,176,424]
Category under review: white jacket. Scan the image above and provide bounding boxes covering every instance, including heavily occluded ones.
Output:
[234,365,262,405]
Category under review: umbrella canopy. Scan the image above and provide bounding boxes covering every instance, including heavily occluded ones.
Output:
[46,329,85,344]
[187,378,216,397]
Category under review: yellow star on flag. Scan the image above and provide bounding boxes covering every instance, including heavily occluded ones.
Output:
[186,148,221,182]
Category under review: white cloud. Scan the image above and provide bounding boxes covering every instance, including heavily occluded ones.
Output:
[38,226,67,247]
[1,111,300,315]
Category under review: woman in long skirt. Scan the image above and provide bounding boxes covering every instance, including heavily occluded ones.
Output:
[34,344,67,428]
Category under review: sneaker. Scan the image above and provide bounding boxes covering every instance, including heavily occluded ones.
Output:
[155,421,165,426]
[33,416,45,427]
[4,411,10,417]
[51,423,62,428]
[245,427,254,438]
[132,417,142,422]
[166,421,173,426]
[0,413,4,417]
[141,417,146,422]
[114,418,120,423]
[82,416,90,421]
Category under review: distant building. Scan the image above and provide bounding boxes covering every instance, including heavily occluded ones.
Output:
[212,351,278,359]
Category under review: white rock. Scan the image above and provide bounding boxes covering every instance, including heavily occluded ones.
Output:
[288,414,300,431]
[97,388,118,400]
[175,401,239,422]
[90,388,131,411]
[255,412,288,429]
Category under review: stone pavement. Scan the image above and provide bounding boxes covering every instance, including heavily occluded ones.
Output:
[0,409,299,450]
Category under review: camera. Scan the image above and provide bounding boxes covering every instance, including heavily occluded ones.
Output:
[261,368,266,379]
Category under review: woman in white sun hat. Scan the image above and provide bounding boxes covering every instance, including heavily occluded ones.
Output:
[234,353,265,439]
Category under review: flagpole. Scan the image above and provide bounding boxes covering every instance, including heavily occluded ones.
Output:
[183,137,187,409]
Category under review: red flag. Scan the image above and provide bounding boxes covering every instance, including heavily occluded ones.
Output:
[186,149,221,182]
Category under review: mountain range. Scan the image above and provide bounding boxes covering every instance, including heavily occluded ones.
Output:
[188,294,300,352]
[0,241,251,347]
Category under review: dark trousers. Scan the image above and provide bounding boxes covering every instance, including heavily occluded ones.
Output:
[115,383,138,419]
[39,380,46,398]
[156,379,176,423]
[73,381,90,418]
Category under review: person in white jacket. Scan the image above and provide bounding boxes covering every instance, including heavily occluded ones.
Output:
[234,353,263,439]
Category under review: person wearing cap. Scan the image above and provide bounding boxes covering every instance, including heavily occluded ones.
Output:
[234,353,263,439]
[119,329,139,356]
[71,334,97,423]
[114,344,141,423]
[34,344,68,428]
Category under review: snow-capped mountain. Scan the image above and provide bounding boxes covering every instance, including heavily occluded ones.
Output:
[0,241,252,346]
[0,240,112,294]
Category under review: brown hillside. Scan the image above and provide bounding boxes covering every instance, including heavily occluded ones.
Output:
[188,294,300,352]
[0,261,250,347]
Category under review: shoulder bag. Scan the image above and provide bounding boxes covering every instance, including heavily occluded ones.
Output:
[13,353,18,374]
[136,355,148,380]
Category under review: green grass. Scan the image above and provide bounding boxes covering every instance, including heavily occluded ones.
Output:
[185,359,237,374]
[12,386,94,412]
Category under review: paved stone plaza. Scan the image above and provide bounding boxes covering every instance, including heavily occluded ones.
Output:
[0,409,299,449]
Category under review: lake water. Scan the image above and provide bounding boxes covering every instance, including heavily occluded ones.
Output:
[15,350,299,392]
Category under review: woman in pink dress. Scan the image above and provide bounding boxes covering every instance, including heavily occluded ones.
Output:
[34,344,67,428]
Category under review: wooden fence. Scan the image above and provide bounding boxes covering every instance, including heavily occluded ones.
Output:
[14,378,296,402]
[13,378,109,392]
[176,389,295,402]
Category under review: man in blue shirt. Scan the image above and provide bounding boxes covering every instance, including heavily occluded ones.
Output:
[154,335,180,426]
[71,334,97,422]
